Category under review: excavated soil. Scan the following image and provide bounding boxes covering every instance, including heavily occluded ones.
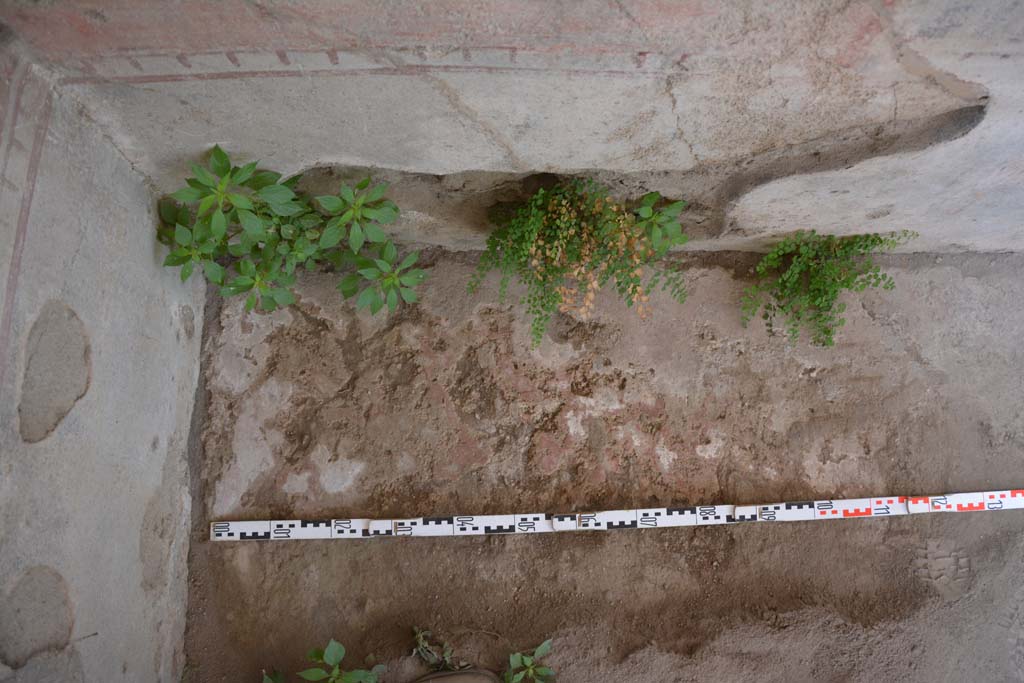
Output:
[184,250,1024,682]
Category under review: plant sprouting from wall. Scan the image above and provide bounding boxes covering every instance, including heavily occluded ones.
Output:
[261,639,385,683]
[468,180,688,346]
[158,146,425,314]
[740,229,917,346]
[504,639,555,683]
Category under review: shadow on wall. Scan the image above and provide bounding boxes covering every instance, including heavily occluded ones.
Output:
[293,101,986,251]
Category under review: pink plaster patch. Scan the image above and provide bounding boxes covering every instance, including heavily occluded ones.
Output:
[836,3,883,69]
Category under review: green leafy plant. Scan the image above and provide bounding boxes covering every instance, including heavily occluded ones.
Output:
[413,627,468,671]
[468,180,688,346]
[504,640,555,683]
[158,146,426,314]
[261,639,384,683]
[740,229,917,346]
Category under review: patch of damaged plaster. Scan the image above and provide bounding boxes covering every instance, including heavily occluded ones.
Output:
[310,443,366,496]
[17,301,90,443]
[0,566,73,669]
[213,378,292,517]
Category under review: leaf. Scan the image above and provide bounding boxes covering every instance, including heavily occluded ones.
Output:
[263,672,284,683]
[228,193,254,210]
[297,668,330,681]
[322,639,346,667]
[270,201,304,217]
[316,195,345,213]
[203,260,225,284]
[356,287,376,310]
[257,184,296,204]
[174,224,192,246]
[512,672,526,683]
[386,286,398,311]
[158,199,179,225]
[361,207,384,222]
[339,185,355,204]
[382,241,397,263]
[221,276,255,297]
[398,252,419,271]
[209,145,231,177]
[369,289,384,314]
[399,269,426,287]
[337,273,361,298]
[365,183,389,203]
[662,200,686,217]
[239,259,256,277]
[637,205,653,218]
[238,209,265,238]
[245,291,258,311]
[357,268,380,280]
[163,250,191,267]
[210,210,227,239]
[363,223,388,243]
[171,186,204,203]
[233,161,258,184]
[191,163,218,187]
[197,194,218,217]
[533,640,552,659]
[373,259,391,272]
[227,241,249,257]
[534,666,554,678]
[373,205,399,224]
[180,260,194,282]
[319,224,344,249]
[356,177,371,190]
[349,222,365,253]
[399,287,417,303]
[245,170,282,190]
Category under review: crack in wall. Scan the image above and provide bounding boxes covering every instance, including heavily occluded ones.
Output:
[663,73,699,165]
[370,48,528,172]
[418,71,527,171]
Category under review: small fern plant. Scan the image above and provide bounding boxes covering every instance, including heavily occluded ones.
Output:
[468,180,688,345]
[740,229,917,346]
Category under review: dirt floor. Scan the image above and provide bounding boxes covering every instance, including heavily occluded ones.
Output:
[184,249,1024,682]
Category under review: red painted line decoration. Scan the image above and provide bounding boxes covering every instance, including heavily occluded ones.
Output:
[210,489,1024,541]
[0,69,52,400]
[60,61,667,86]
